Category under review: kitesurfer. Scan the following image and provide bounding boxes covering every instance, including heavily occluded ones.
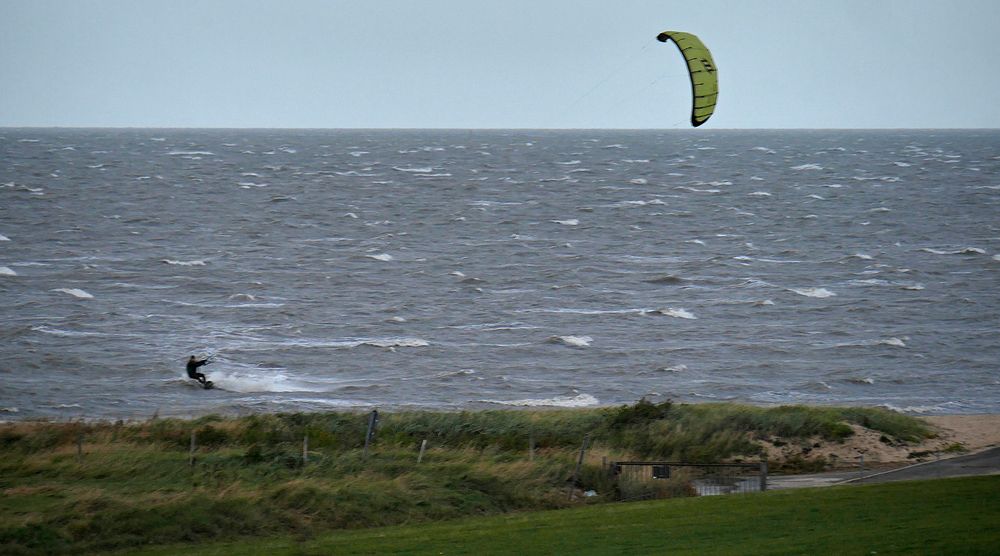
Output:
[186,355,211,385]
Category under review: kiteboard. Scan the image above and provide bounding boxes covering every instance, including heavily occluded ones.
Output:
[202,380,214,390]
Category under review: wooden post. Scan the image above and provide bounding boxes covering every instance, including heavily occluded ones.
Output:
[76,433,83,463]
[303,434,309,464]
[759,454,768,492]
[568,434,590,500]
[189,430,197,467]
[363,409,378,459]
[417,439,428,463]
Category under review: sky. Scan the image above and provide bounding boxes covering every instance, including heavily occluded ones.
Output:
[2,0,1000,129]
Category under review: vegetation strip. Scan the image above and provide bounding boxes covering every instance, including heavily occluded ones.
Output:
[1,401,941,554]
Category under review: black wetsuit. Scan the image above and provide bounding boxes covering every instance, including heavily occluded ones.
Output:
[186,358,209,384]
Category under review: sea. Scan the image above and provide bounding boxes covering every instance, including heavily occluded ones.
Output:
[2,129,998,421]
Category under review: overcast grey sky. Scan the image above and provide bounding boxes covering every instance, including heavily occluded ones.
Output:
[2,0,999,129]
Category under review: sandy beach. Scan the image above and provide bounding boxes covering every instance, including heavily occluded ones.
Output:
[759,414,1000,468]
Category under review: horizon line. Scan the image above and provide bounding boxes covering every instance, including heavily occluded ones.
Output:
[3,126,1000,132]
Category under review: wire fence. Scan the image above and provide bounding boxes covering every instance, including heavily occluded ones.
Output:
[609,460,767,501]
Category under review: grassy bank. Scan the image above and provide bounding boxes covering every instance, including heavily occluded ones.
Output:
[0,402,936,554]
[129,475,1000,556]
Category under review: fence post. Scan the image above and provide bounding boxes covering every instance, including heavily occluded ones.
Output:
[363,409,379,459]
[76,433,84,463]
[303,434,309,464]
[528,433,535,462]
[759,454,768,492]
[567,434,591,500]
[417,439,428,463]
[189,430,197,467]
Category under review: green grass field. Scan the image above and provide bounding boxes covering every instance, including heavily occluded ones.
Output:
[128,476,1000,556]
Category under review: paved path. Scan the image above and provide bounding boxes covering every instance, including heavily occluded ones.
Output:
[767,446,1000,490]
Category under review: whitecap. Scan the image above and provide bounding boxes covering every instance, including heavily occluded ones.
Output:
[32,325,103,337]
[552,219,579,226]
[367,253,393,261]
[557,160,581,165]
[654,308,697,319]
[0,234,9,241]
[361,338,429,348]
[789,287,835,298]
[629,178,648,185]
[167,150,215,156]
[748,191,772,197]
[792,163,824,170]
[879,337,907,347]
[393,166,434,173]
[0,266,16,276]
[657,364,688,372]
[548,335,593,348]
[53,288,94,299]
[480,393,599,408]
[919,247,986,255]
[993,255,1000,262]
[676,186,720,193]
[807,194,826,200]
[162,259,207,266]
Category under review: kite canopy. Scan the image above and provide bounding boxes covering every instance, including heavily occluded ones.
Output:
[656,31,718,127]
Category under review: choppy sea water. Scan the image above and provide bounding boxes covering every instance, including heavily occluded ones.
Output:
[1,129,998,420]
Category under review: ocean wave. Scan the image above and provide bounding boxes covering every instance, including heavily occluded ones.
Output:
[434,369,477,379]
[834,337,907,349]
[919,247,986,255]
[791,163,824,170]
[547,335,592,347]
[162,259,208,266]
[656,364,688,372]
[393,166,434,173]
[480,393,599,408]
[676,186,721,193]
[653,308,697,319]
[166,151,215,156]
[53,288,94,299]
[0,234,9,241]
[644,275,686,285]
[0,266,16,276]
[361,338,429,348]
[367,253,393,261]
[789,287,835,298]
[552,219,579,226]
[32,325,105,337]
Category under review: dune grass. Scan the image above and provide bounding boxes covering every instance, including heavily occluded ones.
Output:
[0,402,936,554]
